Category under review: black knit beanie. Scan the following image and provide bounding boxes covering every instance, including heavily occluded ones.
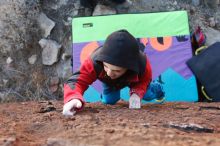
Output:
[95,29,141,73]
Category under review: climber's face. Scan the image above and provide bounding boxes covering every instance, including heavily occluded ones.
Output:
[103,62,127,79]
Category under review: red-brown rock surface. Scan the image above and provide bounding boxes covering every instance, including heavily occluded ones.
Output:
[0,101,220,146]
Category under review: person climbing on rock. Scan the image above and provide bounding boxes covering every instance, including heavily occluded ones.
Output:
[63,29,164,116]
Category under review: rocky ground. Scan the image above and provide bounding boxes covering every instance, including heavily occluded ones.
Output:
[1,1,220,146]
[1,0,220,102]
[0,100,220,146]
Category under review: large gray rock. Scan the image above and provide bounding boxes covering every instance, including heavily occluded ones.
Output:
[38,13,55,38]
[39,39,62,65]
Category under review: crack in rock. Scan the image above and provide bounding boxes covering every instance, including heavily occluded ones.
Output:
[164,122,214,133]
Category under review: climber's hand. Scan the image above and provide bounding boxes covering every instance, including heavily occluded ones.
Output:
[129,93,141,109]
[62,99,82,116]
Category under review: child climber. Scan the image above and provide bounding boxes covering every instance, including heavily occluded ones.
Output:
[63,29,164,116]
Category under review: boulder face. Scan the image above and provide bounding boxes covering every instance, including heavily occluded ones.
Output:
[0,0,220,101]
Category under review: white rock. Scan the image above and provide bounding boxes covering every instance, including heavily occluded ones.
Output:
[67,17,72,22]
[3,79,8,85]
[28,54,37,65]
[39,39,62,65]
[61,53,71,61]
[93,4,117,16]
[209,17,216,27]
[38,13,55,37]
[6,57,13,64]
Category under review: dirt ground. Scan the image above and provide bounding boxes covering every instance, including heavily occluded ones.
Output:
[0,100,220,146]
